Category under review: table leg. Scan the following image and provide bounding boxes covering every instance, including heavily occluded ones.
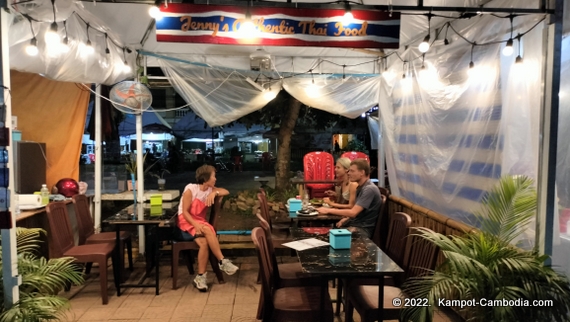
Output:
[115,227,122,297]
[154,226,160,295]
[378,276,384,321]
[320,277,327,322]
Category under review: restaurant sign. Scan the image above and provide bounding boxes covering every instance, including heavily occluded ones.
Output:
[156,4,400,48]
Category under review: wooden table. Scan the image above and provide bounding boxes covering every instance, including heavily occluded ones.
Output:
[103,202,179,296]
[289,227,403,322]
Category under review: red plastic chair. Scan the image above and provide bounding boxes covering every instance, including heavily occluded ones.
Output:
[303,151,335,199]
[340,151,370,163]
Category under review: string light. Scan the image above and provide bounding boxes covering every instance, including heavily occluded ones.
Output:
[239,2,257,36]
[25,18,38,56]
[444,23,450,45]
[104,33,110,54]
[45,0,59,46]
[60,20,70,53]
[306,71,320,98]
[83,23,94,56]
[122,47,131,73]
[343,1,353,26]
[418,13,432,53]
[515,35,523,64]
[149,0,164,21]
[502,16,515,56]
[467,43,476,77]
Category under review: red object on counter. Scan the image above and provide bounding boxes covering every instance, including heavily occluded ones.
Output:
[55,178,79,198]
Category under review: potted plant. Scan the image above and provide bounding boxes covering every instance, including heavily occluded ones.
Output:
[1,228,84,321]
[151,169,170,191]
[125,152,157,191]
[401,175,570,322]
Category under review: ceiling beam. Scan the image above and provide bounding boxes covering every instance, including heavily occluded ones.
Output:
[78,0,554,14]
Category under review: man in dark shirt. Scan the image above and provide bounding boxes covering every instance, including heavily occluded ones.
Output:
[317,158,382,237]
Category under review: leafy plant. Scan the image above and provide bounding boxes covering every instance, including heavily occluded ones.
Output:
[0,228,84,322]
[151,168,170,180]
[344,138,368,154]
[401,175,570,322]
[124,152,157,178]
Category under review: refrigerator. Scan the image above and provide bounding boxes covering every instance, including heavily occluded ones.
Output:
[14,141,47,194]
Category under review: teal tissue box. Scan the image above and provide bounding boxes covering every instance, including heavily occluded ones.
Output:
[288,210,297,218]
[328,247,351,266]
[329,229,352,249]
[288,198,302,212]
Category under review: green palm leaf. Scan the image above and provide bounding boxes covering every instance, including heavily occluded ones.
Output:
[401,175,570,322]
[0,228,85,321]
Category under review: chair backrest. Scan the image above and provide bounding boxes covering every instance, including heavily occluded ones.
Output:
[402,227,440,280]
[303,151,335,182]
[340,151,370,163]
[251,227,275,315]
[72,194,94,245]
[371,195,387,247]
[257,192,272,230]
[256,213,282,281]
[45,202,76,258]
[384,212,412,267]
[378,187,390,197]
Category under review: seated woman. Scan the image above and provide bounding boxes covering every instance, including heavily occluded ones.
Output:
[178,164,239,292]
[323,157,358,209]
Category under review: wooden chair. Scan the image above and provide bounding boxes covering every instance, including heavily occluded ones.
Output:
[257,191,289,238]
[256,213,321,319]
[341,151,370,163]
[252,227,334,322]
[72,194,133,275]
[384,212,412,268]
[303,151,335,199]
[371,194,388,248]
[171,196,224,289]
[46,202,118,305]
[345,228,440,322]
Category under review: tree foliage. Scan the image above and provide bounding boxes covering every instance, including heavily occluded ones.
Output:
[237,90,366,191]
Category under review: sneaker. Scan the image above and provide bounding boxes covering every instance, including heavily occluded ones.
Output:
[193,273,208,292]
[219,258,239,276]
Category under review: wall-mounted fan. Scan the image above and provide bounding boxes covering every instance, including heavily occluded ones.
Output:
[110,81,153,114]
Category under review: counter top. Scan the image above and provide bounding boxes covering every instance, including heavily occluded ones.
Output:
[100,190,180,201]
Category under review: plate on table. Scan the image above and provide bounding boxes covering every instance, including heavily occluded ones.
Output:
[297,210,319,216]
[302,227,331,235]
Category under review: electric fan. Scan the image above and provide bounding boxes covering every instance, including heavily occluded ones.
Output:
[109,81,153,114]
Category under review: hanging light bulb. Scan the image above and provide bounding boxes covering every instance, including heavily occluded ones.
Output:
[343,2,353,26]
[239,9,256,35]
[149,3,163,21]
[467,61,477,78]
[514,35,523,64]
[503,39,514,56]
[418,35,430,53]
[263,89,277,101]
[60,36,70,53]
[85,40,94,55]
[123,60,132,73]
[25,38,38,56]
[45,22,60,46]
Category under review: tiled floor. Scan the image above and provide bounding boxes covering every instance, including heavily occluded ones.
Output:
[61,256,461,322]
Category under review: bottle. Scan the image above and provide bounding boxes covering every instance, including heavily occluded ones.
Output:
[303,191,310,208]
[40,184,49,205]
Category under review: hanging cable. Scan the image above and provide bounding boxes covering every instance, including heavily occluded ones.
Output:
[469,43,476,69]
[122,47,131,73]
[502,15,515,56]
[104,33,110,54]
[444,22,450,45]
[84,23,94,55]
[418,13,432,53]
[25,17,38,56]
[45,0,60,45]
[515,34,523,64]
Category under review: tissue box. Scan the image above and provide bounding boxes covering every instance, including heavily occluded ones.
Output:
[149,205,163,217]
[328,247,351,266]
[288,210,297,218]
[288,198,302,212]
[329,229,352,249]
[150,194,163,206]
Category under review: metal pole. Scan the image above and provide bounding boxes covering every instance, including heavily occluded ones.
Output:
[536,0,563,262]
[136,112,145,254]
[0,6,20,308]
[378,116,385,188]
[94,85,102,230]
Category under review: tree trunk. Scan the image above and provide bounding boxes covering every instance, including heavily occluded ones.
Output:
[275,97,301,192]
